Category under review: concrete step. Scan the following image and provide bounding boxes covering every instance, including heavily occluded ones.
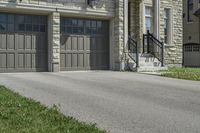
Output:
[137,66,167,72]
[128,53,165,72]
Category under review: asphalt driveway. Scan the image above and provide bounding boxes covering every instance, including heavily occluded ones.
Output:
[0,71,200,133]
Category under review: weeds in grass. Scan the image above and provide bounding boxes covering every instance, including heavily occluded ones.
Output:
[161,67,200,81]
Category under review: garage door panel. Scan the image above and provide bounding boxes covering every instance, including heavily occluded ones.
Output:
[72,36,78,50]
[78,53,84,67]
[17,34,25,50]
[18,54,24,68]
[25,53,32,68]
[40,35,47,50]
[90,37,96,51]
[96,37,103,50]
[0,53,7,68]
[61,36,72,51]
[0,34,7,50]
[91,52,96,67]
[35,53,44,69]
[36,35,41,50]
[85,37,90,50]
[60,54,66,68]
[7,34,15,50]
[32,35,36,50]
[66,54,72,67]
[72,54,78,67]
[78,37,84,50]
[60,36,66,50]
[86,53,90,68]
[25,34,32,50]
[66,37,72,50]
[7,53,15,68]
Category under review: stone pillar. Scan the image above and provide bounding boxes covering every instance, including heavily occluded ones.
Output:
[114,0,125,71]
[48,12,60,72]
[153,0,160,39]
[124,0,128,52]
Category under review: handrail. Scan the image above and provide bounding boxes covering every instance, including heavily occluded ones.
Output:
[143,30,164,67]
[128,36,139,68]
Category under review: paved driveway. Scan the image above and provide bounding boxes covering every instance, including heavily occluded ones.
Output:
[0,71,200,133]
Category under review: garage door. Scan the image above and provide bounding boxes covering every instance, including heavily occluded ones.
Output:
[0,13,47,72]
[184,44,200,67]
[60,18,109,71]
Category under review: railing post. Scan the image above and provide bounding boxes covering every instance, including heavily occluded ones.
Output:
[143,34,145,53]
[128,36,130,51]
[136,41,139,68]
[161,42,164,67]
[147,30,150,53]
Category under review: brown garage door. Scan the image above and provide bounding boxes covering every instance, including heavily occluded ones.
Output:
[60,18,109,71]
[0,13,47,72]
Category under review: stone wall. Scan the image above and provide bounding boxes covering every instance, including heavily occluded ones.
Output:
[113,0,125,70]
[48,12,60,72]
[160,0,183,66]
[129,0,183,66]
[129,0,143,52]
[0,0,115,13]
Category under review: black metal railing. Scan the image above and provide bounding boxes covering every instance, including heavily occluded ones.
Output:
[143,30,164,67]
[128,36,139,68]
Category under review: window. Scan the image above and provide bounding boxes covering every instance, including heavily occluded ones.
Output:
[7,15,14,31]
[0,13,46,33]
[60,18,108,35]
[187,0,194,22]
[0,14,7,31]
[145,6,153,33]
[164,9,170,44]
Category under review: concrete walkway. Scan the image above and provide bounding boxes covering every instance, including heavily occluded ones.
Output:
[0,71,200,133]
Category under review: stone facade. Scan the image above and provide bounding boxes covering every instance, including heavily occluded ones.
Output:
[0,0,183,71]
[163,0,183,66]
[48,12,60,72]
[129,0,183,67]
[114,0,125,70]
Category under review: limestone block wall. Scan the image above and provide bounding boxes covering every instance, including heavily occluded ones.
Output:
[129,0,183,66]
[0,0,115,13]
[113,0,125,70]
[160,0,183,66]
[48,12,60,72]
[129,0,143,52]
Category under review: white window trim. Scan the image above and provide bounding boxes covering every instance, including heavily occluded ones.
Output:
[143,5,153,34]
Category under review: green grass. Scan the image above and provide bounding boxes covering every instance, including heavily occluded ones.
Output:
[0,86,107,133]
[160,67,200,81]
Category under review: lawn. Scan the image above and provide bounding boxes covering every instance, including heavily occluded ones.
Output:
[161,67,200,81]
[0,86,107,133]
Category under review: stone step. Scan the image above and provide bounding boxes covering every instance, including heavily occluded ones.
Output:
[137,67,167,72]
[128,53,165,72]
